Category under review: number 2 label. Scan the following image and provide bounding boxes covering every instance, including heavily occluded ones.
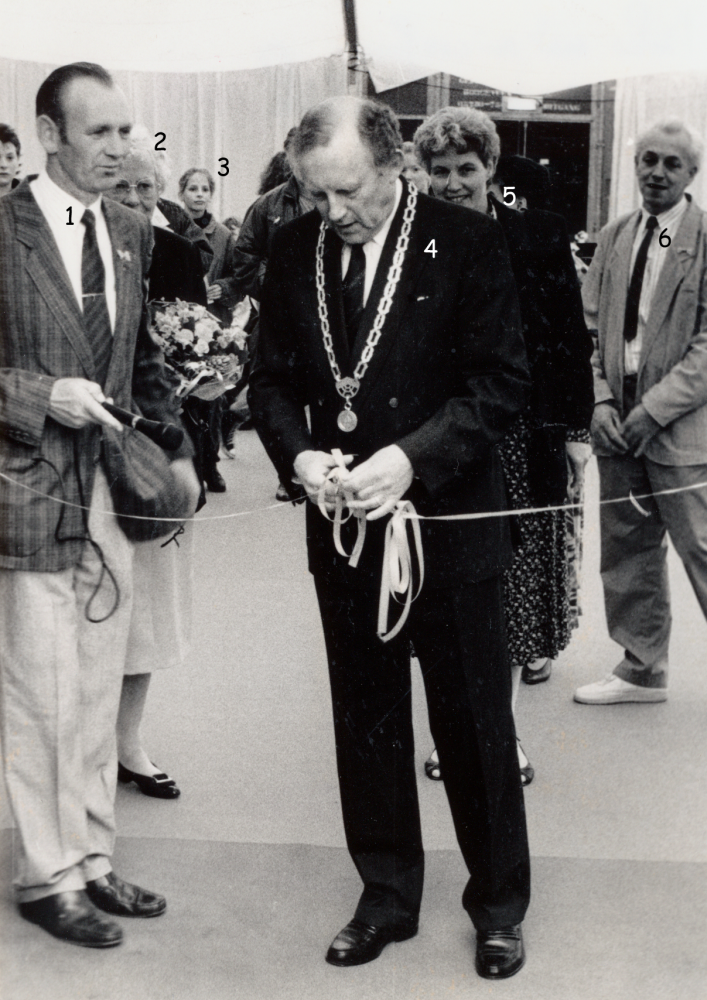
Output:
[424,239,437,258]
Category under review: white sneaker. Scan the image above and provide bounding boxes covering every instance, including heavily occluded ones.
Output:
[574,673,668,704]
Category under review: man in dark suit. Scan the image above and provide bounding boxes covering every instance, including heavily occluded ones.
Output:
[249,96,532,981]
[0,63,198,948]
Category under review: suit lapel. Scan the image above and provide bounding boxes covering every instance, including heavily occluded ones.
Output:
[321,225,353,374]
[639,202,699,368]
[14,181,96,379]
[605,211,641,383]
[350,181,423,408]
[102,199,133,395]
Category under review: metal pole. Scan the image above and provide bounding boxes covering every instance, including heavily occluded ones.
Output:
[341,0,365,95]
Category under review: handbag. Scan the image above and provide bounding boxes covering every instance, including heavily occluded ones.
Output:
[101,424,194,542]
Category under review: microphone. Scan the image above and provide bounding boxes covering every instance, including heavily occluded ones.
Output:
[101,402,185,451]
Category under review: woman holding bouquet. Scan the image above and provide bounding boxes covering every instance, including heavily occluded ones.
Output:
[413,107,594,785]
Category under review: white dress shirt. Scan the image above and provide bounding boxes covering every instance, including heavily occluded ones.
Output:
[624,195,689,375]
[341,178,403,306]
[30,170,117,332]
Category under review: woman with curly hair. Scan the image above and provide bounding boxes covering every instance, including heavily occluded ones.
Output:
[414,107,594,785]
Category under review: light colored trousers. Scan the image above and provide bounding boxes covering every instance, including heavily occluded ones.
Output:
[0,470,133,902]
[598,454,707,685]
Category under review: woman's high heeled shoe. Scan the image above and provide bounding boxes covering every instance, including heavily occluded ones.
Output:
[117,762,181,799]
[521,658,552,685]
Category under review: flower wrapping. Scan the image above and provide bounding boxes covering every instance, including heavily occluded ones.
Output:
[149,298,250,400]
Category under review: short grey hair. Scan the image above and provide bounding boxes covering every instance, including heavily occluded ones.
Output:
[635,119,704,172]
[126,124,171,193]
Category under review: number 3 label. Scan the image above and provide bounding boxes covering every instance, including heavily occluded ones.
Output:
[424,239,437,258]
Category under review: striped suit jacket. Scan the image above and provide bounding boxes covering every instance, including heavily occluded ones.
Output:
[0,178,185,571]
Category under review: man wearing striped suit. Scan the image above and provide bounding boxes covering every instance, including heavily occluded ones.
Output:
[0,63,198,947]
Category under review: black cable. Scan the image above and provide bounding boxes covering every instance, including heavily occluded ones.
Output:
[2,437,121,623]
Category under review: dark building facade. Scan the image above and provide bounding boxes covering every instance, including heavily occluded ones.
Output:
[370,73,615,238]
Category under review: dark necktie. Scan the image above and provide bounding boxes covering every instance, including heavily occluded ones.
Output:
[81,208,113,385]
[342,242,366,348]
[624,215,659,342]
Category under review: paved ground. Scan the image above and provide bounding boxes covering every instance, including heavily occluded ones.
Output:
[1,429,706,1000]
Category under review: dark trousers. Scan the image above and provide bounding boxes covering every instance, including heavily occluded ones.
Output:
[314,572,531,932]
[182,396,221,485]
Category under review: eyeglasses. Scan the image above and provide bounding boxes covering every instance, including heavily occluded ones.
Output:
[113,181,156,198]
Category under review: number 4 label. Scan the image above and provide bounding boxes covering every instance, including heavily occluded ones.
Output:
[424,239,437,258]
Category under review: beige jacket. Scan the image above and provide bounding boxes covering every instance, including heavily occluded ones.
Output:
[585,197,707,464]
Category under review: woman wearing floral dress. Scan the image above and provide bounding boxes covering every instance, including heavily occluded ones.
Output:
[414,107,594,784]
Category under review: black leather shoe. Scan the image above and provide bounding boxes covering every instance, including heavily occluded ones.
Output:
[205,469,226,492]
[475,925,525,979]
[85,871,166,918]
[118,762,180,799]
[19,890,123,948]
[522,658,552,685]
[325,918,418,967]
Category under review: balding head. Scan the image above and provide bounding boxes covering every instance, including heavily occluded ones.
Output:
[292,96,402,169]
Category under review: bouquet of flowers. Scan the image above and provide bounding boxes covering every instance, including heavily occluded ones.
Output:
[148,298,250,400]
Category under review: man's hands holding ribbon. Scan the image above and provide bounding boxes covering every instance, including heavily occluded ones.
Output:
[294,444,414,518]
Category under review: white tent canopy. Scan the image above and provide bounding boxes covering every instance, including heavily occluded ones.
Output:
[1,0,706,94]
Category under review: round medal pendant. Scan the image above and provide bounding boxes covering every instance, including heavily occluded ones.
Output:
[337,408,358,433]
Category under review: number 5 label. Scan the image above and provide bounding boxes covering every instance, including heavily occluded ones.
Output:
[503,186,516,206]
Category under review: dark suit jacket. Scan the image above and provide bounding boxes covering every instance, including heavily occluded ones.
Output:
[0,179,188,571]
[149,226,207,305]
[249,182,530,588]
[492,200,594,504]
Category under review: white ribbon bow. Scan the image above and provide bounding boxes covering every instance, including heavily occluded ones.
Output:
[317,448,367,568]
[377,501,424,642]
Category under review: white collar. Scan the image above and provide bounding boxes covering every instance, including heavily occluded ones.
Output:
[368,177,403,249]
[34,168,103,220]
[639,194,688,229]
[151,204,172,230]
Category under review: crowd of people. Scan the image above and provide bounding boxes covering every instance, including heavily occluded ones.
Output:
[1,59,706,986]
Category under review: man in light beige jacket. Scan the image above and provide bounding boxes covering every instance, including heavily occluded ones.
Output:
[576,119,707,704]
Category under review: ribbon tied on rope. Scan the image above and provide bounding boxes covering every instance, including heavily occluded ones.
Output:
[317,448,367,568]
[316,451,424,641]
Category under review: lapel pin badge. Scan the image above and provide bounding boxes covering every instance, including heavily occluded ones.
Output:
[117,250,132,264]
